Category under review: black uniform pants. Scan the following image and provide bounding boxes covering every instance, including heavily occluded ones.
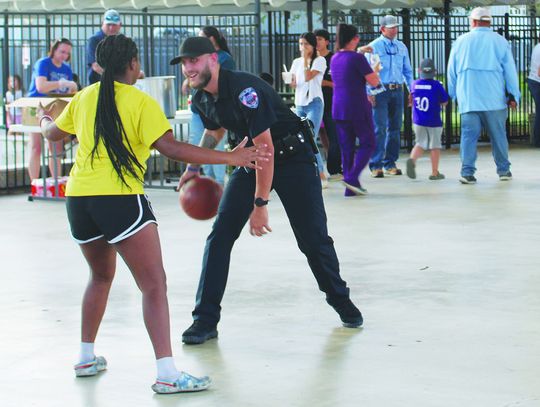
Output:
[192,143,350,325]
[322,106,342,175]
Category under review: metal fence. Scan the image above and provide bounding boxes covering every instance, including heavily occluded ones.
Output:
[0,11,258,191]
[1,10,538,191]
[268,11,536,149]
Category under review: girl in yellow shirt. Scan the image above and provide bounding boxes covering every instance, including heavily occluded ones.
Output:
[38,34,268,394]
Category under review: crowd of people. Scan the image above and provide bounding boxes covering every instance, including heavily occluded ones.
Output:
[5,4,533,397]
[281,7,521,194]
[6,7,531,190]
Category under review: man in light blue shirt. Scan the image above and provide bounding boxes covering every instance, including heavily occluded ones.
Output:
[361,15,413,178]
[447,7,520,184]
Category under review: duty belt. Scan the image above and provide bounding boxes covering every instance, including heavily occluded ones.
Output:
[384,83,403,90]
[275,132,306,160]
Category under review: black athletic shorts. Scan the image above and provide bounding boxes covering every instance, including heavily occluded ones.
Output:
[66,194,157,244]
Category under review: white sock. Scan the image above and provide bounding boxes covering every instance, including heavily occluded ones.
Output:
[79,342,95,364]
[156,357,180,382]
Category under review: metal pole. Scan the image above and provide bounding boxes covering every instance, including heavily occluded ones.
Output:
[444,0,453,149]
[2,12,9,128]
[142,8,151,77]
[530,4,537,143]
[401,8,413,152]
[504,12,510,40]
[307,0,313,32]
[531,3,537,43]
[504,12,510,138]
[285,10,290,75]
[2,12,9,187]
[322,0,329,30]
[149,12,155,77]
[268,11,273,76]
[255,0,262,74]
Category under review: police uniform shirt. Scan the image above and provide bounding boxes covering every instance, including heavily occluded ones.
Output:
[191,69,300,145]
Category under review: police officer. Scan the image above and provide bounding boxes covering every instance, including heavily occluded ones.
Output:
[171,37,363,345]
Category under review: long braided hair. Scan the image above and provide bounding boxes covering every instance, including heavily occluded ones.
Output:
[91,34,144,189]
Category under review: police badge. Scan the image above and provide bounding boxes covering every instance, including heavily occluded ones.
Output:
[238,87,259,109]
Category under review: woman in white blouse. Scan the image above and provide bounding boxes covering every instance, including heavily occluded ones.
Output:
[289,32,327,186]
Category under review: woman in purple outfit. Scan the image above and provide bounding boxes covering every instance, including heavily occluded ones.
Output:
[331,24,381,196]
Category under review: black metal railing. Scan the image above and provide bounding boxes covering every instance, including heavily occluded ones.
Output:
[0,11,258,191]
[267,11,536,149]
[1,9,538,191]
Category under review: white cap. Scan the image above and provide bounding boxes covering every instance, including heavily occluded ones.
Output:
[469,7,492,22]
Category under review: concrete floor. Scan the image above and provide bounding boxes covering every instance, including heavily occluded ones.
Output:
[1,146,539,407]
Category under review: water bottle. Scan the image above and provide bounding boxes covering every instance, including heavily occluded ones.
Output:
[368,54,386,96]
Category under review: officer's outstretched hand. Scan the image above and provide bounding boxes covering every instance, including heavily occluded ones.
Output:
[250,207,272,237]
[230,137,271,170]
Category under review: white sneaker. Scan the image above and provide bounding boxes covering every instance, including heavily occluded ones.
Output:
[152,371,211,394]
[320,173,329,189]
[321,178,329,189]
[328,173,344,182]
[74,356,107,377]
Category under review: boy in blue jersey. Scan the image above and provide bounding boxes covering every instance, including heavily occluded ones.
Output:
[406,58,449,180]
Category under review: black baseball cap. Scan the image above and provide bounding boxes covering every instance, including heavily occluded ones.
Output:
[169,37,216,65]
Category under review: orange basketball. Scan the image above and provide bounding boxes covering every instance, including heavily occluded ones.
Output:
[179,176,223,220]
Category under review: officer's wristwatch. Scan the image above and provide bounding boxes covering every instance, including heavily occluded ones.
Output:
[254,197,269,207]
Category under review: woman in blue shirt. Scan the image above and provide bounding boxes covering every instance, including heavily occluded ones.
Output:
[28,38,79,181]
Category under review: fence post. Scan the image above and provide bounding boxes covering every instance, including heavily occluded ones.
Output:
[401,8,413,151]
[307,0,313,32]
[46,16,51,53]
[504,12,511,139]
[268,11,273,76]
[142,8,151,77]
[444,0,453,149]
[322,0,328,30]
[504,12,510,40]
[255,0,262,74]
[149,12,155,77]
[285,10,290,71]
[2,12,9,128]
[531,4,537,43]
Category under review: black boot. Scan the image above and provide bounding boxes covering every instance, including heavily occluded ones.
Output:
[327,298,363,328]
[182,320,218,345]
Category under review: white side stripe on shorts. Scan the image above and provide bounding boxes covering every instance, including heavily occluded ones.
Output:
[110,220,157,244]
[72,234,105,245]
[108,195,144,244]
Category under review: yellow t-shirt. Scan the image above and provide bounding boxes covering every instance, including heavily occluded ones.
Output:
[55,82,171,196]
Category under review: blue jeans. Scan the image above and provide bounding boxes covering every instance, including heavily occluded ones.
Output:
[296,97,325,174]
[369,89,404,170]
[460,109,510,176]
[190,111,226,185]
[527,79,540,147]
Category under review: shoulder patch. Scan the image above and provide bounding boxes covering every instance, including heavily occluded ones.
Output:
[238,87,259,109]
